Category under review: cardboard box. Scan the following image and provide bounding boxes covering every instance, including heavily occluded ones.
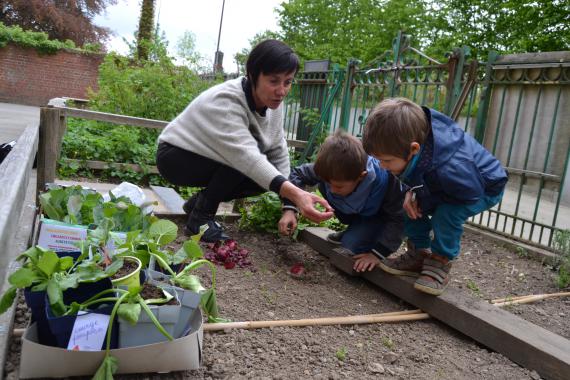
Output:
[37,218,126,253]
[19,309,203,378]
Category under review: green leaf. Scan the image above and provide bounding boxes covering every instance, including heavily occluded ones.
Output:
[200,288,220,318]
[92,354,118,380]
[56,272,80,291]
[8,267,40,288]
[59,256,74,271]
[0,287,17,314]
[144,288,174,305]
[39,193,63,221]
[118,303,141,325]
[37,250,60,277]
[174,274,205,293]
[183,240,203,260]
[149,220,178,245]
[46,279,64,316]
[67,194,83,224]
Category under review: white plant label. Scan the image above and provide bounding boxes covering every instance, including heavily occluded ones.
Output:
[66,311,110,351]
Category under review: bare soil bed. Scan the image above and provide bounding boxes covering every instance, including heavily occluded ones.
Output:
[5,218,568,380]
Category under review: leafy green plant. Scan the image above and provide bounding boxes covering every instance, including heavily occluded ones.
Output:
[0,245,121,316]
[553,229,570,288]
[336,347,347,361]
[0,22,98,54]
[466,279,481,296]
[382,336,395,350]
[515,246,528,258]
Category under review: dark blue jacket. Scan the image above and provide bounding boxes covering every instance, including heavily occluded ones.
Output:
[399,108,508,213]
[284,158,404,254]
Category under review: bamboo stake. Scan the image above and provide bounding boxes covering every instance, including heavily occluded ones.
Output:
[492,292,570,307]
[204,311,430,331]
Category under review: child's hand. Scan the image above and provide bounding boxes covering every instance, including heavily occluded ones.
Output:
[403,190,423,219]
[278,210,298,236]
[353,253,381,272]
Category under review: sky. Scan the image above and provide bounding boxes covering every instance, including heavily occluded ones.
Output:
[94,0,284,72]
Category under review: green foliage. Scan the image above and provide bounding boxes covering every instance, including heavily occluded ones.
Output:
[0,22,93,54]
[553,229,570,289]
[238,191,345,237]
[58,34,218,183]
[335,347,347,361]
[234,30,281,74]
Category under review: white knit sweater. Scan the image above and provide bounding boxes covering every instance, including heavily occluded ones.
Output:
[158,77,290,190]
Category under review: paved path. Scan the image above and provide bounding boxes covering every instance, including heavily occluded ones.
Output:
[0,102,40,143]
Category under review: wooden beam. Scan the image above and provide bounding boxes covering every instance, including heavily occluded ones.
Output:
[62,107,168,130]
[299,227,570,380]
[37,107,61,195]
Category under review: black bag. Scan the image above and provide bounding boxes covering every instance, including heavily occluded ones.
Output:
[0,141,16,165]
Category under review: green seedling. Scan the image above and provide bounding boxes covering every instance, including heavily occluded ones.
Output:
[466,279,481,296]
[336,347,347,361]
[382,337,394,350]
[515,246,528,258]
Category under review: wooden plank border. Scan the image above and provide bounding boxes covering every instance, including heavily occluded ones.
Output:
[299,227,570,380]
[0,125,39,379]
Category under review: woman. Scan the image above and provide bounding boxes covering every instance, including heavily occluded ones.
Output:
[157,39,332,242]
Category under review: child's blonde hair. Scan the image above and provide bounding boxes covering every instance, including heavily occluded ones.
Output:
[362,98,429,159]
[314,130,367,182]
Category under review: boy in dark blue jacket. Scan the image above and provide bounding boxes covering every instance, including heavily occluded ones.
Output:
[279,130,404,272]
[362,98,508,295]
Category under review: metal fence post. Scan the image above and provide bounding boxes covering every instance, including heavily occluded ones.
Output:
[444,46,469,115]
[339,59,359,131]
[473,51,499,143]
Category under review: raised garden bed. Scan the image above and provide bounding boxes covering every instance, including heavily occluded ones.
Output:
[5,218,569,379]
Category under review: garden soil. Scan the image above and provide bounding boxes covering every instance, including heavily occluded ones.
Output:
[5,218,569,380]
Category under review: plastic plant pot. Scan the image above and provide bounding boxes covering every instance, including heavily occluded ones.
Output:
[146,271,201,339]
[45,299,118,350]
[118,285,181,348]
[111,256,142,290]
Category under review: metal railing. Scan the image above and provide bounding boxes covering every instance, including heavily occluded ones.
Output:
[282,34,569,251]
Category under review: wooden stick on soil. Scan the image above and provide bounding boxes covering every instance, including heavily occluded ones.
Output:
[12,292,570,336]
[204,310,430,331]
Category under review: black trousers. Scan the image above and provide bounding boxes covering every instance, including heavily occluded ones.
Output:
[156,142,265,213]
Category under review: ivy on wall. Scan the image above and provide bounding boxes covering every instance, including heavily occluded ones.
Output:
[0,22,102,54]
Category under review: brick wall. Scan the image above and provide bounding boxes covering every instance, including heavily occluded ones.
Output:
[0,43,104,106]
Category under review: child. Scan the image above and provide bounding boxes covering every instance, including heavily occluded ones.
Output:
[362,98,508,295]
[279,130,404,272]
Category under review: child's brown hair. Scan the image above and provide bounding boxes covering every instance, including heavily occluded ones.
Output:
[314,130,367,182]
[362,98,429,158]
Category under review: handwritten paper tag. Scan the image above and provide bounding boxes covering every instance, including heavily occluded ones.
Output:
[66,311,110,351]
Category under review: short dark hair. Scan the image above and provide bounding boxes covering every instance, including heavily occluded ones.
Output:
[362,98,429,159]
[314,130,368,182]
[246,39,299,87]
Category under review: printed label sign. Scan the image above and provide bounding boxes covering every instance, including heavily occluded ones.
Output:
[66,312,110,351]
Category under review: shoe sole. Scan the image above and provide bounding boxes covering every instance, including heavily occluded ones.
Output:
[378,261,421,277]
[413,281,446,296]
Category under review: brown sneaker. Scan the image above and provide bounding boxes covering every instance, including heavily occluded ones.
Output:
[414,253,452,296]
[378,242,428,277]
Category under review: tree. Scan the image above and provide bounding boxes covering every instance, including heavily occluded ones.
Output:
[0,0,116,47]
[176,31,207,72]
[136,0,155,61]
[277,0,432,66]
[426,0,570,59]
[233,30,280,74]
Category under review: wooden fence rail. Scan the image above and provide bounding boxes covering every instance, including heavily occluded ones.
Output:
[37,104,308,196]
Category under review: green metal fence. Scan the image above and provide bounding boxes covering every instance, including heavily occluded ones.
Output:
[282,33,570,251]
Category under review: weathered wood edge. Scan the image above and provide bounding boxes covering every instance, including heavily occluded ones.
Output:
[0,131,38,379]
[299,227,570,380]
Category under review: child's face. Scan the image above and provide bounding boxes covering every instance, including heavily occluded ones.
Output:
[373,142,421,175]
[329,175,364,196]
[374,154,409,175]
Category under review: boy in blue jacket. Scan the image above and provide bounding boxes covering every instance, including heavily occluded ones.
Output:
[279,130,404,272]
[362,98,508,295]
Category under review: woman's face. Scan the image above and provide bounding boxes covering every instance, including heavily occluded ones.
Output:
[252,71,295,111]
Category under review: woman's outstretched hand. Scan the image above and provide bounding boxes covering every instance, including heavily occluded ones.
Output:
[279,181,334,223]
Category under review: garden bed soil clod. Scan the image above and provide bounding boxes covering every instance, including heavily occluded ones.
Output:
[4,218,568,379]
